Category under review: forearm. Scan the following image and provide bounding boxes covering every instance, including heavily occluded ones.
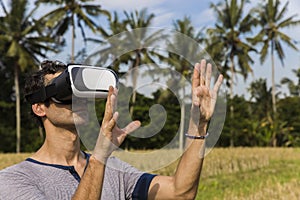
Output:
[72,156,106,200]
[173,122,207,198]
[148,61,222,199]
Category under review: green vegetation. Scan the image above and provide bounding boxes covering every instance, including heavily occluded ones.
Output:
[197,148,300,199]
[0,0,300,152]
[115,148,300,200]
[1,148,299,199]
[198,160,300,200]
[1,1,299,198]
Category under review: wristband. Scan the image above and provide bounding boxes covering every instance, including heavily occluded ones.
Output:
[185,132,209,139]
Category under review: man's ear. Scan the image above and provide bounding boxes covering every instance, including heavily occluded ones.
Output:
[32,103,46,117]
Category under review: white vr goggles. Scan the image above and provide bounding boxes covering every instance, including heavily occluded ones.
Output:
[26,64,118,104]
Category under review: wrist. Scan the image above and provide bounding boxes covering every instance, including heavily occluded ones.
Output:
[185,132,209,139]
[188,121,208,136]
[91,153,109,165]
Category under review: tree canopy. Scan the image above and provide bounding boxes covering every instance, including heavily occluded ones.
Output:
[0,0,299,152]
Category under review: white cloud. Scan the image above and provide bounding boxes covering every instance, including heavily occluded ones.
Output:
[153,12,175,27]
[194,8,216,27]
[148,8,175,27]
[95,0,176,27]
[97,0,166,11]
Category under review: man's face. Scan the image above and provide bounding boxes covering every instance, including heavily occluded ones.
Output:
[43,72,89,129]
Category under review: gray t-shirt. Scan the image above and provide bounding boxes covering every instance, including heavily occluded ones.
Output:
[0,154,155,200]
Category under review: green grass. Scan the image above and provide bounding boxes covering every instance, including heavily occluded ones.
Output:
[197,160,300,199]
[196,148,300,199]
[1,148,300,199]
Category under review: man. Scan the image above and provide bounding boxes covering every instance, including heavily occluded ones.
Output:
[0,59,223,199]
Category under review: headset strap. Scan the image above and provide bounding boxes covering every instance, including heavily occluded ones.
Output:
[25,84,57,104]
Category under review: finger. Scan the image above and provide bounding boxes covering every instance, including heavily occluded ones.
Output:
[106,112,119,132]
[122,120,141,135]
[213,74,223,94]
[113,87,119,96]
[110,87,117,112]
[112,111,119,124]
[200,59,206,86]
[192,63,200,89]
[206,63,212,88]
[103,86,114,122]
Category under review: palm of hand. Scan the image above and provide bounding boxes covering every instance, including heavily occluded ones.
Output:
[191,60,223,126]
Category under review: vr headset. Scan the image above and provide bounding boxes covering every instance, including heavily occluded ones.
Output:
[25,64,119,104]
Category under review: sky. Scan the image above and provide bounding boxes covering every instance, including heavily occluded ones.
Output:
[1,0,300,98]
[97,0,300,98]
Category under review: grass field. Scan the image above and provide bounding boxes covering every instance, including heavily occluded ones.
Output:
[1,148,300,199]
[197,148,300,200]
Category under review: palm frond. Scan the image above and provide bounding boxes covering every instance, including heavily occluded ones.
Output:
[260,41,269,64]
[276,0,289,22]
[274,40,284,65]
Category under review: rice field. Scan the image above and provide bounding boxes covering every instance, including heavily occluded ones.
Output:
[198,148,300,200]
[1,148,300,199]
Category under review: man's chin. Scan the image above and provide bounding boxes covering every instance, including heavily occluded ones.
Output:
[73,112,90,126]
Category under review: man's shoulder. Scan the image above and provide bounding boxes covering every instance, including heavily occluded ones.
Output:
[0,160,27,172]
[0,160,32,178]
[106,156,141,173]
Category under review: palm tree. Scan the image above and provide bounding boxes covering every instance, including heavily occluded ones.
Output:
[0,0,7,15]
[248,78,273,120]
[207,0,257,146]
[122,9,168,115]
[86,11,129,73]
[88,9,167,116]
[250,0,300,146]
[161,16,205,150]
[35,0,110,62]
[0,0,57,153]
[248,78,293,146]
[251,0,300,114]
[281,68,300,97]
[248,78,275,146]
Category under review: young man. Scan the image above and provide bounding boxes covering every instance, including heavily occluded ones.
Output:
[0,59,223,199]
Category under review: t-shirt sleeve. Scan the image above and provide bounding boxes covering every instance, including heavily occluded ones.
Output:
[132,173,156,200]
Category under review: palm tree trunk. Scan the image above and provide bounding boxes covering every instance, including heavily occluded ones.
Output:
[71,13,75,63]
[14,64,21,153]
[130,52,140,116]
[229,57,235,147]
[271,41,277,114]
[179,85,185,151]
[271,41,277,147]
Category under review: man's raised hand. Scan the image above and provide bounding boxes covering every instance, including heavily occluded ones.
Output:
[92,86,141,163]
[190,59,223,133]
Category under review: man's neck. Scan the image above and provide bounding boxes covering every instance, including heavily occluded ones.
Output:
[32,126,84,166]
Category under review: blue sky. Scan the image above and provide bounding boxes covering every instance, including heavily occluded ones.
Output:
[1,0,300,98]
[97,0,300,98]
[99,0,220,28]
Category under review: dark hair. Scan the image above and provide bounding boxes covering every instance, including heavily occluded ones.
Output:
[24,60,67,128]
